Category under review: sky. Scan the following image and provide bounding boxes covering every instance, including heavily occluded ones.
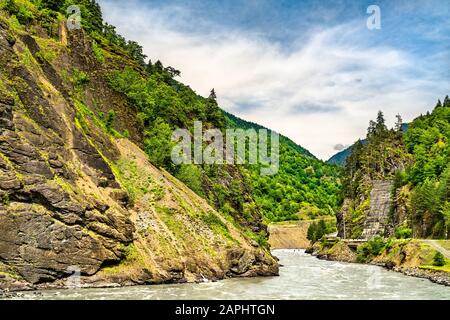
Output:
[98,0,450,160]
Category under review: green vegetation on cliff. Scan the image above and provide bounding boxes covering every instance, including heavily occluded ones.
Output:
[1,0,270,241]
[399,97,450,238]
[107,65,268,241]
[340,98,450,240]
[5,0,147,66]
[0,0,280,290]
[2,0,344,229]
[339,111,410,238]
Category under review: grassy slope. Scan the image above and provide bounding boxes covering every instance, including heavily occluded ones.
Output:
[0,3,278,287]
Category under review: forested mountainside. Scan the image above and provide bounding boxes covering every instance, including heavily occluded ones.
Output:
[225,111,315,158]
[0,0,278,290]
[225,112,342,222]
[338,98,450,240]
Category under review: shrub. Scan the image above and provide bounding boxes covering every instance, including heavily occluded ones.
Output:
[433,251,445,267]
[16,4,34,24]
[105,110,115,133]
[175,164,204,197]
[119,243,139,262]
[394,225,412,239]
[1,192,9,205]
[356,236,387,262]
[202,212,228,232]
[144,117,175,169]
[72,69,90,87]
[91,40,105,63]
[3,0,35,25]
[36,49,57,63]
[307,222,317,242]
[307,219,330,243]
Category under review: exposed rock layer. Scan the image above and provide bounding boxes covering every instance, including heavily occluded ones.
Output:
[0,14,277,290]
[361,180,392,239]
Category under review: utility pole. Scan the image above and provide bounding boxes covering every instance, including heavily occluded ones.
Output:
[343,215,346,239]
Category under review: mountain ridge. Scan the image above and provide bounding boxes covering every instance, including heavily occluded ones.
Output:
[224,111,317,159]
[0,1,278,290]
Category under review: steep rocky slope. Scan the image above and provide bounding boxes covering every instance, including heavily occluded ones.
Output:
[337,113,411,239]
[337,104,450,241]
[0,12,277,290]
[360,180,392,239]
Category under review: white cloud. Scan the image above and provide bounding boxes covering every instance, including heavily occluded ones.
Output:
[98,0,450,160]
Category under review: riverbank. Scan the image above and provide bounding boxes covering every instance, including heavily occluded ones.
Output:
[307,239,450,286]
[3,250,450,300]
[0,260,278,296]
[1,219,309,297]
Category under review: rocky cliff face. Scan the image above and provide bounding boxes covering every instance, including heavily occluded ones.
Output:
[337,179,394,240]
[361,180,392,239]
[0,14,277,290]
[336,110,411,240]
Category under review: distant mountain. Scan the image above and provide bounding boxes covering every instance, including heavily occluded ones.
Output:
[327,123,408,166]
[327,144,357,166]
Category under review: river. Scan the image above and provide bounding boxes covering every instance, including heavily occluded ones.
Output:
[5,250,450,300]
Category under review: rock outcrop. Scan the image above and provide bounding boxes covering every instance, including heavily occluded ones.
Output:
[0,12,277,290]
[361,180,392,239]
[338,178,394,240]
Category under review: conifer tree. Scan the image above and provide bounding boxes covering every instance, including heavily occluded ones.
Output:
[395,114,403,132]
[444,95,450,107]
[375,110,387,136]
[146,60,153,74]
[208,88,217,101]
[153,60,164,73]
[38,0,62,11]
